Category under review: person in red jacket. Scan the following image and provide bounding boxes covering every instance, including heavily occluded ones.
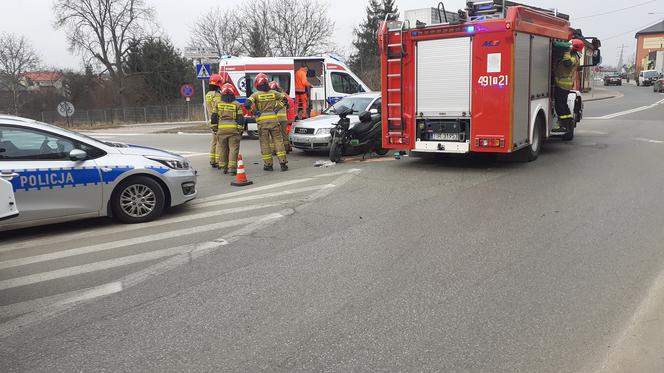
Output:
[295,65,312,119]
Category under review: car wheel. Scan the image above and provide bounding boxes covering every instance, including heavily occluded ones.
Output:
[111,176,166,224]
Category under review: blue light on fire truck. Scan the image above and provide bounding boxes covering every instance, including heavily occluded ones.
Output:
[466,25,476,33]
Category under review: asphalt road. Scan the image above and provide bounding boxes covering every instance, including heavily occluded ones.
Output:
[1,84,664,372]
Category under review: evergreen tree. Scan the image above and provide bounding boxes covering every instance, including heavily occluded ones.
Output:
[348,0,399,90]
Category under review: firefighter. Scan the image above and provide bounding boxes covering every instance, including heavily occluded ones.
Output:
[205,74,223,167]
[268,80,293,153]
[245,73,289,171]
[552,39,583,133]
[295,65,312,119]
[216,83,245,175]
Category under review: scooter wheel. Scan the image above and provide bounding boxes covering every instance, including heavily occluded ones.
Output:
[329,142,342,163]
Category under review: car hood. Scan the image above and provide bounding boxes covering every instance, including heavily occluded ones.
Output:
[111,143,184,159]
[295,114,360,128]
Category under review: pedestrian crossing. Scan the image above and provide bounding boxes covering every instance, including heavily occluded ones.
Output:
[0,168,360,337]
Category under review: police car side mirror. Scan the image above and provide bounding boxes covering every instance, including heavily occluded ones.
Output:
[69,149,87,161]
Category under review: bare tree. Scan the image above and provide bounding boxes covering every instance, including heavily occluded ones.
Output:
[270,0,334,56]
[53,0,155,106]
[237,0,275,57]
[189,7,243,57]
[0,33,40,114]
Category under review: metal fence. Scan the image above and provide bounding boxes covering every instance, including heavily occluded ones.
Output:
[24,104,207,126]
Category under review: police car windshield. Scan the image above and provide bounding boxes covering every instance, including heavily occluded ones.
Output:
[34,121,106,145]
[323,97,373,115]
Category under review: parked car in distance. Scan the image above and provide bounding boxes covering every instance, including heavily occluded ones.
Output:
[0,115,197,231]
[289,92,380,151]
[653,77,664,93]
[603,74,622,86]
[637,70,661,87]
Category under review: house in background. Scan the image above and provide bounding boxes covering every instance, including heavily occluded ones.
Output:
[635,20,664,73]
[21,71,65,94]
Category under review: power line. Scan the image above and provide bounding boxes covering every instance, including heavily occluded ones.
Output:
[574,0,659,20]
[602,19,664,41]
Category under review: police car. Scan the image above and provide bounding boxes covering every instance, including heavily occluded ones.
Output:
[0,115,197,231]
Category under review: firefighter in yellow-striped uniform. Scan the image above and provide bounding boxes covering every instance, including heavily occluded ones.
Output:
[216,83,245,175]
[552,39,583,133]
[268,80,291,154]
[205,74,223,167]
[245,73,289,171]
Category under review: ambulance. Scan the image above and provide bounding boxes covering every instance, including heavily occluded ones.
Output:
[217,55,371,137]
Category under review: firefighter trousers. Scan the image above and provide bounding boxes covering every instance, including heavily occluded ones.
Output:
[209,130,219,164]
[217,130,241,171]
[554,86,573,128]
[259,121,287,166]
[270,122,290,152]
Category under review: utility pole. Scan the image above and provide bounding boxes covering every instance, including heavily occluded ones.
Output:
[617,44,625,72]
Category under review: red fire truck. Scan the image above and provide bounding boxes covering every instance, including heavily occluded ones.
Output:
[379,0,601,160]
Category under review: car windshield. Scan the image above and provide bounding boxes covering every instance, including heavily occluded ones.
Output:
[322,97,374,115]
[643,71,659,79]
[28,120,107,145]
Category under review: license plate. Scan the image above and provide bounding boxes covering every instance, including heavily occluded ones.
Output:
[431,133,459,141]
[295,128,309,134]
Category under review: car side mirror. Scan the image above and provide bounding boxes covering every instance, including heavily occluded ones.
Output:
[359,111,372,122]
[369,108,379,114]
[69,149,87,161]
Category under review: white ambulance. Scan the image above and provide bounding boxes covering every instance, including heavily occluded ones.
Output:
[217,55,370,137]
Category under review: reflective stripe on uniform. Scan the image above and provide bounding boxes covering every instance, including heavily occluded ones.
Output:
[559,114,573,119]
[276,151,286,157]
[256,114,278,122]
[261,154,273,160]
[218,124,237,129]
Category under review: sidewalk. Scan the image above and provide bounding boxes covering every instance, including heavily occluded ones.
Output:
[581,86,622,102]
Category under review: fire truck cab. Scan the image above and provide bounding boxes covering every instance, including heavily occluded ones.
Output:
[379,0,601,160]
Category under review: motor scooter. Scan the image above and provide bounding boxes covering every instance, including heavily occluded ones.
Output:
[329,106,389,163]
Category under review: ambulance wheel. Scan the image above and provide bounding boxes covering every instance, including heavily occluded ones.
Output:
[523,117,544,162]
[111,176,166,224]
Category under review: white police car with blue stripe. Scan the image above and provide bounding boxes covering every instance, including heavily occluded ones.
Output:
[0,115,197,231]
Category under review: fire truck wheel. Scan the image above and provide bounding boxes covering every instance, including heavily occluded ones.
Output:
[523,118,544,162]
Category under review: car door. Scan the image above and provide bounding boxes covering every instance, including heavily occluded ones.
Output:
[0,177,18,221]
[0,124,103,224]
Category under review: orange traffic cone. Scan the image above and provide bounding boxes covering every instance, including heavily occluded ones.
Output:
[231,154,253,187]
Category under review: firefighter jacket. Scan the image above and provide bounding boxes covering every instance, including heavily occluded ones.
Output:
[246,90,287,125]
[295,67,312,93]
[216,100,245,133]
[205,91,222,128]
[554,51,580,90]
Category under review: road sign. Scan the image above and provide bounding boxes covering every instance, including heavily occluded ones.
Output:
[180,84,195,97]
[57,101,75,118]
[184,47,219,60]
[196,64,211,80]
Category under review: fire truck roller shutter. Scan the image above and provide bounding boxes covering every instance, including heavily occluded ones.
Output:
[416,37,472,118]
[529,35,552,138]
[512,32,531,150]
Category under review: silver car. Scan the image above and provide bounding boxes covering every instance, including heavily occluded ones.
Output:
[290,92,380,151]
[0,115,197,231]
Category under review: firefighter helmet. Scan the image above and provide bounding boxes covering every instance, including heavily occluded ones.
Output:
[209,74,223,87]
[220,83,235,95]
[269,81,281,91]
[254,73,269,89]
[571,39,585,52]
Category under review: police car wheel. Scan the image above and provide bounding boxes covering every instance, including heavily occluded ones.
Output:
[111,176,165,224]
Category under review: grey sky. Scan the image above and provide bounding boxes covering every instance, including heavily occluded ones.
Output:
[1,0,662,70]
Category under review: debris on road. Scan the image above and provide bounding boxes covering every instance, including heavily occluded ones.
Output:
[314,160,336,168]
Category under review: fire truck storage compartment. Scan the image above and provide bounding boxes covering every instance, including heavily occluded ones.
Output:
[416,37,472,119]
[512,32,531,149]
[529,35,551,136]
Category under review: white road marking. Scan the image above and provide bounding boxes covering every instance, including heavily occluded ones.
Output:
[194,185,334,209]
[586,98,664,119]
[576,130,609,135]
[0,282,123,319]
[0,200,297,253]
[0,170,362,337]
[0,215,264,270]
[634,137,664,144]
